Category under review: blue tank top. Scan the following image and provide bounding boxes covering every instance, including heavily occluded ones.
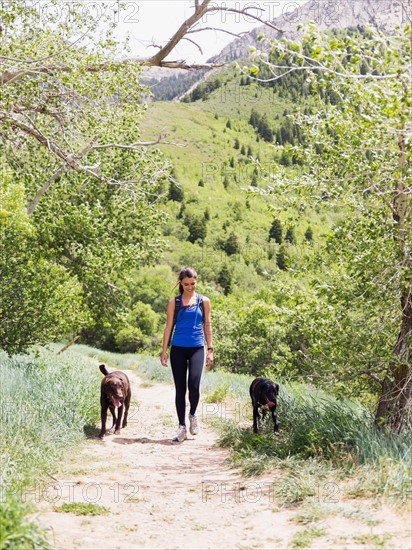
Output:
[171,294,204,347]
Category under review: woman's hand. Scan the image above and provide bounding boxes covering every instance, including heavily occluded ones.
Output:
[160,351,168,367]
[206,349,214,368]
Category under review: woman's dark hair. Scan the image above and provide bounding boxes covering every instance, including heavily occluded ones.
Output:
[178,266,197,294]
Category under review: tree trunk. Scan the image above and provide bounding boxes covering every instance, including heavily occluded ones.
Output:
[375,286,412,432]
[375,130,411,432]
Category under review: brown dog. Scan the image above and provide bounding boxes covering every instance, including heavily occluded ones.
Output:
[98,364,131,439]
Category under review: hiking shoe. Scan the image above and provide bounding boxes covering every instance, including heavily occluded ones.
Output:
[172,425,187,442]
[189,414,199,435]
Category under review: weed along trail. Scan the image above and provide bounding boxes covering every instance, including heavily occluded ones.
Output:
[35,369,411,550]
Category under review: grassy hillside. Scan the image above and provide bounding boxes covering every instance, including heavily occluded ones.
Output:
[140,74,340,292]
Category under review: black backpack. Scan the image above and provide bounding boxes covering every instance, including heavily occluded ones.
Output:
[168,294,204,346]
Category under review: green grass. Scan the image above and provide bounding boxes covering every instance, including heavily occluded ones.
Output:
[290,527,327,549]
[197,370,411,506]
[139,97,341,292]
[0,348,101,548]
[203,384,229,403]
[52,502,110,516]
[352,534,390,548]
[0,497,50,550]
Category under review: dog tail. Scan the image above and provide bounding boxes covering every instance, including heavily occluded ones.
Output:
[99,364,110,376]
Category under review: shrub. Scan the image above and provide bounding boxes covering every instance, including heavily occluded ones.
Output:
[168,180,184,202]
[116,325,150,353]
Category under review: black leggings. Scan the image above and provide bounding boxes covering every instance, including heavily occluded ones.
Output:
[170,346,205,426]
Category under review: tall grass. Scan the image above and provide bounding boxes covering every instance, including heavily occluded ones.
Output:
[0,348,101,548]
[62,343,174,384]
[201,372,411,504]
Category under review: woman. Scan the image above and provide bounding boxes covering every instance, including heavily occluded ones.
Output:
[161,266,213,442]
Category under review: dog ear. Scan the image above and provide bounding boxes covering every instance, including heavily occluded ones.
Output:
[275,383,279,395]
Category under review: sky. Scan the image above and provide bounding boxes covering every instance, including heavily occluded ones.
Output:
[108,1,297,63]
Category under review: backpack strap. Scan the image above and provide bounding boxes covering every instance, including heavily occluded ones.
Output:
[199,294,204,320]
[173,295,182,325]
[168,295,181,347]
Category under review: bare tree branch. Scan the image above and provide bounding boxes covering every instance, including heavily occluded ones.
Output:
[147,0,214,66]
[27,164,68,215]
[92,136,186,149]
[181,36,204,56]
[187,26,249,39]
[1,1,284,84]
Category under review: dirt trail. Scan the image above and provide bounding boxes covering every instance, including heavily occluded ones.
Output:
[35,370,411,549]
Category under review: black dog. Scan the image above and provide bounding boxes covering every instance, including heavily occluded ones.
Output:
[99,364,131,439]
[249,377,279,435]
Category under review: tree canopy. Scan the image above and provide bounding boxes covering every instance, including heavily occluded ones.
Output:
[0,1,169,352]
[251,24,411,431]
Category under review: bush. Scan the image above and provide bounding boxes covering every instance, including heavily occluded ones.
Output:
[128,301,159,335]
[115,325,150,353]
[0,227,89,354]
[168,180,184,202]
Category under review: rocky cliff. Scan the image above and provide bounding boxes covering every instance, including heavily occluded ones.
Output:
[211,0,408,63]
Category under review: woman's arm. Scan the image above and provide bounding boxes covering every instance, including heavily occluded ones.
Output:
[161,298,176,367]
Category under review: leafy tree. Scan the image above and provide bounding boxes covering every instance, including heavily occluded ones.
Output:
[279,149,292,167]
[257,25,412,431]
[218,264,233,295]
[221,231,241,256]
[128,265,176,316]
[115,326,149,353]
[276,247,287,271]
[169,171,185,201]
[127,302,159,336]
[177,201,186,219]
[185,213,207,243]
[0,1,168,352]
[213,285,314,375]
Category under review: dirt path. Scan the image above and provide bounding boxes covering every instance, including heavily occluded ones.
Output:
[35,370,411,549]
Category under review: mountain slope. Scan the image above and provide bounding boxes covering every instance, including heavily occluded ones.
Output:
[213,0,407,63]
[139,76,340,293]
[147,0,406,101]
